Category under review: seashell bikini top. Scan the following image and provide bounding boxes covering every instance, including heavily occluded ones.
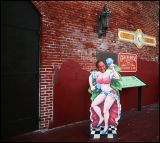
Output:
[96,70,111,84]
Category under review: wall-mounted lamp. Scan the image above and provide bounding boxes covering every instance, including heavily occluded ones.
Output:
[98,5,111,38]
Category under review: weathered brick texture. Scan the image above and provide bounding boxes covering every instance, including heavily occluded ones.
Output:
[32,1,159,129]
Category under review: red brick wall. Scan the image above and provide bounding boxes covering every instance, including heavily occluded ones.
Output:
[32,1,159,129]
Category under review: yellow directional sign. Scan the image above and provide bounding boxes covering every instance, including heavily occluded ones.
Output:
[118,28,156,49]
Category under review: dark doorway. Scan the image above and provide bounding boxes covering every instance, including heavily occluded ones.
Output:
[1,1,40,139]
[96,51,118,65]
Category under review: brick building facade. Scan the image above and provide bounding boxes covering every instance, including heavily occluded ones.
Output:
[32,1,159,129]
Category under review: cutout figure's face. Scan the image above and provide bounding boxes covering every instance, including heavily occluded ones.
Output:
[97,61,106,73]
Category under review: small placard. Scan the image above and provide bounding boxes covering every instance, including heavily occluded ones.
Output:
[119,76,146,88]
[118,53,137,72]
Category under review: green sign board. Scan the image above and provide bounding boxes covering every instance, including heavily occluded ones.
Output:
[119,76,146,88]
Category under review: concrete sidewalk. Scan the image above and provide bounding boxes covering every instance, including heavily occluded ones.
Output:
[2,103,159,142]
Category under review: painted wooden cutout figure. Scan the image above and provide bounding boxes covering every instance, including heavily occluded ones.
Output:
[88,58,122,139]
